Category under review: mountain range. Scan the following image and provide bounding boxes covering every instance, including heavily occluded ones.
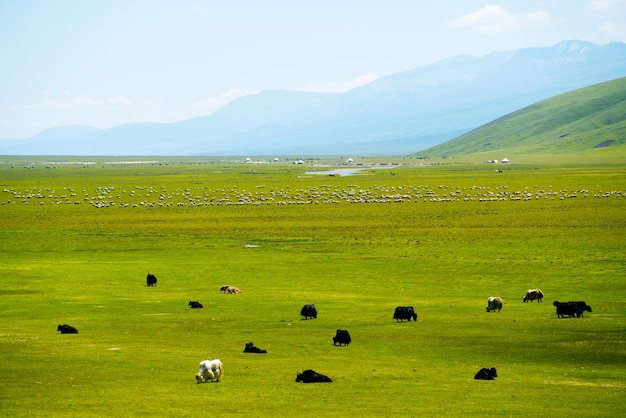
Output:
[2,40,626,156]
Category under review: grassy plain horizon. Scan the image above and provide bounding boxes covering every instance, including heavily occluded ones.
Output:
[1,157,624,416]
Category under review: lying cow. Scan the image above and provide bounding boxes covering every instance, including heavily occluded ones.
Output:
[188,301,203,309]
[553,301,590,318]
[393,306,417,322]
[486,296,503,312]
[333,329,351,346]
[220,285,241,294]
[568,301,592,317]
[295,369,332,383]
[146,273,157,287]
[474,367,498,380]
[243,342,267,353]
[300,304,317,319]
[57,324,78,334]
[523,288,543,303]
[195,358,224,383]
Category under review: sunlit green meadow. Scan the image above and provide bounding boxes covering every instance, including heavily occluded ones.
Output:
[1,157,625,416]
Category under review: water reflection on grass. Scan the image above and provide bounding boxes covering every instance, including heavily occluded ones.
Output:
[305,168,364,176]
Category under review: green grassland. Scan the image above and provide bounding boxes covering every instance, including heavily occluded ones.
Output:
[416,77,626,160]
[1,158,625,417]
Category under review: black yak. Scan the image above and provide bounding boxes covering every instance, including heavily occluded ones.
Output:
[333,329,351,346]
[243,342,267,353]
[57,324,78,334]
[474,367,497,380]
[568,301,592,317]
[300,304,317,319]
[295,369,332,383]
[393,306,417,322]
[146,273,157,287]
[553,301,590,318]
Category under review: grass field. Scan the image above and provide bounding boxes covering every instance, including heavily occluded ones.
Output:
[1,157,625,417]
[416,77,626,159]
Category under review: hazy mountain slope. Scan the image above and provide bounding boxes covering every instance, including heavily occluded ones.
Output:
[1,40,625,156]
[414,77,626,158]
[198,40,626,155]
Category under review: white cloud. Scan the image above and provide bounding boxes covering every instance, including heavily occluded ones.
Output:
[586,0,613,12]
[582,0,626,42]
[29,94,98,110]
[192,6,210,15]
[71,95,98,106]
[296,72,378,93]
[451,4,550,34]
[181,88,259,116]
[451,5,519,34]
[583,0,626,16]
[220,88,259,99]
[30,98,67,111]
[526,10,550,25]
[1,75,382,139]
[107,95,132,106]
[594,20,626,40]
[3,88,263,138]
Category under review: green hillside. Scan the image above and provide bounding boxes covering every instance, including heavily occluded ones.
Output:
[413,77,626,159]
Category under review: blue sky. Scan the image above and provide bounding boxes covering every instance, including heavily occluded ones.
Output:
[1,0,625,139]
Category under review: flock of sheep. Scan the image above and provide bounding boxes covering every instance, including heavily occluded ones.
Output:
[2,183,624,208]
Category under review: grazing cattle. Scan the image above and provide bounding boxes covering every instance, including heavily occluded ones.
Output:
[333,329,351,346]
[474,367,498,380]
[486,296,503,312]
[300,304,318,319]
[188,301,203,309]
[295,369,332,383]
[393,306,417,322]
[220,285,241,294]
[523,288,544,303]
[568,301,592,317]
[553,301,584,318]
[57,324,78,334]
[195,358,224,383]
[146,273,157,287]
[243,342,267,353]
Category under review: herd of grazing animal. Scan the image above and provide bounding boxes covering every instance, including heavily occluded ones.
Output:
[56,276,594,385]
[484,289,592,319]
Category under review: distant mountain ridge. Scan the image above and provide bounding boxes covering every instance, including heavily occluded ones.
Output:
[2,40,625,156]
